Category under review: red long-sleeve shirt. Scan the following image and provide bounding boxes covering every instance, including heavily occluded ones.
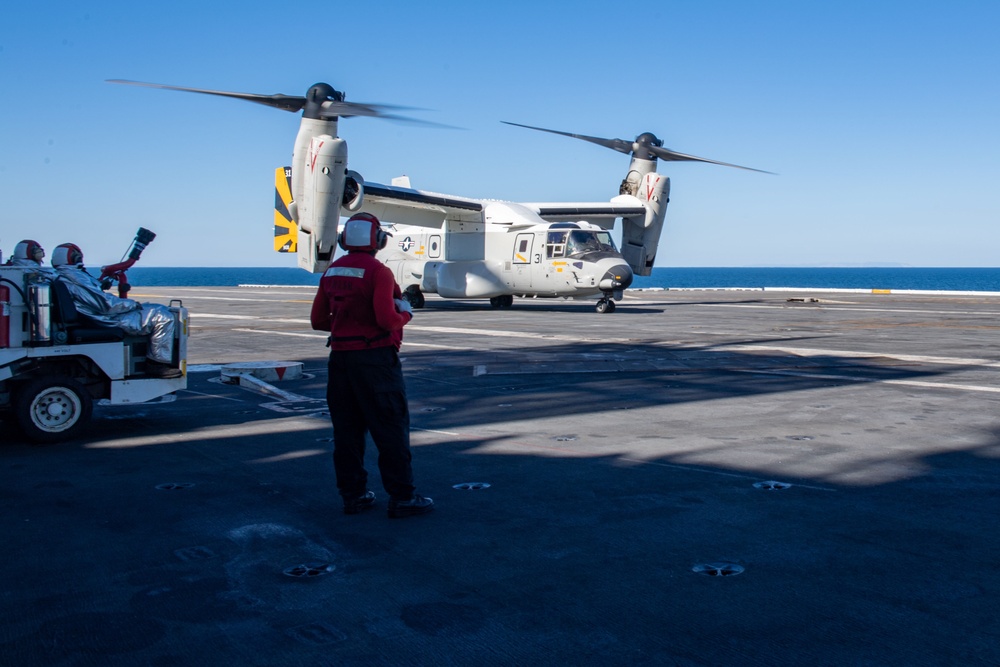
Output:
[310,252,412,351]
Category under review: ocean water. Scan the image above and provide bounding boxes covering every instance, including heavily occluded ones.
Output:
[631,267,1000,292]
[128,267,323,287]
[124,266,1000,293]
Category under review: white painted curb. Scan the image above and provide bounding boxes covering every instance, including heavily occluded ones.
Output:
[220,361,304,382]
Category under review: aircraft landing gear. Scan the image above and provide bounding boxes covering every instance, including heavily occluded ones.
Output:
[402,287,425,309]
[595,298,616,314]
[489,295,514,309]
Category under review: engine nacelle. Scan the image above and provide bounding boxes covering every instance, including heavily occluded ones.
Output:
[620,173,670,276]
[297,135,348,273]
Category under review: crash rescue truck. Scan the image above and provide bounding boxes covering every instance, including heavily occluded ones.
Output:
[0,262,188,443]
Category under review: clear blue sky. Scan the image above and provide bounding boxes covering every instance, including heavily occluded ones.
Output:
[2,1,998,267]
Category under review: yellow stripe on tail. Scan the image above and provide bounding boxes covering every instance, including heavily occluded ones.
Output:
[274,166,296,252]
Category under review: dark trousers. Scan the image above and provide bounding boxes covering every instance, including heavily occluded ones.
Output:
[326,346,415,501]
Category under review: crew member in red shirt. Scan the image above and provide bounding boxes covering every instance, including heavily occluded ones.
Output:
[311,212,434,518]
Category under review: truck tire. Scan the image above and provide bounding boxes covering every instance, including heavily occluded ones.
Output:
[14,376,93,443]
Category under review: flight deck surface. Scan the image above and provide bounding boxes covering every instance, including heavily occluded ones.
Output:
[2,287,999,665]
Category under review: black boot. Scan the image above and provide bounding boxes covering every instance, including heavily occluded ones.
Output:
[343,491,376,515]
[387,494,434,518]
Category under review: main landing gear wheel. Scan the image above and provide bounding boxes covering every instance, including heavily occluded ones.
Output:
[596,299,616,314]
[489,295,514,309]
[402,288,425,309]
[14,376,94,443]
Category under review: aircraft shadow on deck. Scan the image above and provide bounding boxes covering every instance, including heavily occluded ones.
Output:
[0,338,951,449]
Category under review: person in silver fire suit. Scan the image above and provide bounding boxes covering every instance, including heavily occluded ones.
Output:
[5,240,55,283]
[6,239,46,267]
[51,242,181,378]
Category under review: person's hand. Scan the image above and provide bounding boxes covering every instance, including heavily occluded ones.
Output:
[394,298,413,317]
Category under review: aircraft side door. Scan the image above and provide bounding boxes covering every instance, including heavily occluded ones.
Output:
[511,232,533,289]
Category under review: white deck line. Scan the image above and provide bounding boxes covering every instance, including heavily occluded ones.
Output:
[632,287,1000,297]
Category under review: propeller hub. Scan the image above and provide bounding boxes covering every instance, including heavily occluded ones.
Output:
[304,83,345,119]
[635,132,662,147]
[632,132,663,161]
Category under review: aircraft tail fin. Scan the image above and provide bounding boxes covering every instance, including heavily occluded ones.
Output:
[274,166,296,252]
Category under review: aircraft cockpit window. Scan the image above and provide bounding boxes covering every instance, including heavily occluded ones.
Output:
[546,231,568,258]
[566,231,617,256]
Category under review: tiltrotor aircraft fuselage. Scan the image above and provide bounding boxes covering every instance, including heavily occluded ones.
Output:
[111,80,769,313]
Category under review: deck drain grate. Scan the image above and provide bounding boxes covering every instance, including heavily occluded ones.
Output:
[753,481,793,491]
[693,562,745,577]
[786,435,814,441]
[155,482,195,491]
[555,436,577,442]
[283,562,335,578]
[452,482,491,490]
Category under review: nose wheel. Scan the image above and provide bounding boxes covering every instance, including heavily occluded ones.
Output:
[596,298,616,314]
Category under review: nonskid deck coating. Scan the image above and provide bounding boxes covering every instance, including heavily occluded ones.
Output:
[2,287,999,665]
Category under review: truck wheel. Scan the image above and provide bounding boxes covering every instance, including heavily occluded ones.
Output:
[14,376,93,443]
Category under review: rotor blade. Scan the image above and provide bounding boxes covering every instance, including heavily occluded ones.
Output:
[501,121,634,154]
[319,103,461,128]
[321,101,428,113]
[649,145,776,174]
[317,101,417,119]
[106,79,307,112]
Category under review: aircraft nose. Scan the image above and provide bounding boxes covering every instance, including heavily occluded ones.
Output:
[599,264,633,291]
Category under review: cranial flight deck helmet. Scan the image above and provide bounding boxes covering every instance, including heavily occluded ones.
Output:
[51,243,84,267]
[338,212,390,252]
[13,239,45,263]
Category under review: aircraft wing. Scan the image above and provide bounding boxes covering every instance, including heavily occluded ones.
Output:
[524,195,648,229]
[359,181,485,227]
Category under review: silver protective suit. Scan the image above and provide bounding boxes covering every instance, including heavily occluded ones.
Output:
[5,259,55,282]
[54,265,175,364]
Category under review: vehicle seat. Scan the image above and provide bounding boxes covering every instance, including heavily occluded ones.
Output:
[50,279,126,344]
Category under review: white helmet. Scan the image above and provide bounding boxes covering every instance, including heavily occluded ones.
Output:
[13,239,44,263]
[51,243,84,267]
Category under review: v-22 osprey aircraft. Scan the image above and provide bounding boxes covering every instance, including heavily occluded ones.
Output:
[109,80,770,313]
